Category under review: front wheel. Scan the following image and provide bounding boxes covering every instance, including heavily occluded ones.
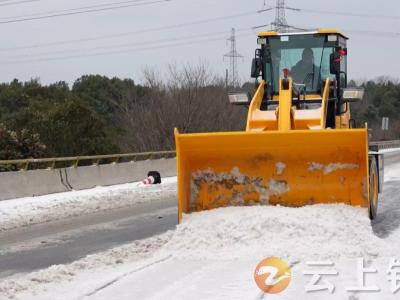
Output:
[368,157,379,220]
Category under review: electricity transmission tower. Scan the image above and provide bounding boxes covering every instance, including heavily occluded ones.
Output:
[259,0,301,32]
[223,28,243,88]
[273,0,289,32]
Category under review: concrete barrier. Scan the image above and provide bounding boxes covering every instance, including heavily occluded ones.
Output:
[0,158,176,201]
[0,169,69,200]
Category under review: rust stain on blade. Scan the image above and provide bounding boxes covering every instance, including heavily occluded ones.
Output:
[190,167,289,211]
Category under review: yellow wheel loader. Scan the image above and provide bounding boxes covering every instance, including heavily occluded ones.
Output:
[174,30,383,222]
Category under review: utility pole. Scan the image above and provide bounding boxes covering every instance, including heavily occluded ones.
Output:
[223,28,243,88]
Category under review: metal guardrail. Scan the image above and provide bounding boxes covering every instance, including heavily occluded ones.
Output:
[1,139,399,172]
[369,140,400,152]
[0,151,176,171]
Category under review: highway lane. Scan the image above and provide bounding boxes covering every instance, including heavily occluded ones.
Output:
[0,151,398,279]
[0,197,177,278]
[383,150,400,165]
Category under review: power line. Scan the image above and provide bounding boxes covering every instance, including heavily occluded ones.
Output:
[0,0,39,7]
[10,24,400,62]
[286,6,400,20]
[0,0,170,24]
[0,10,264,52]
[0,32,254,65]
[253,23,400,38]
[0,0,152,20]
[252,22,308,31]
[256,4,400,31]
[0,0,36,3]
[347,29,400,37]
[3,28,252,60]
[1,25,399,65]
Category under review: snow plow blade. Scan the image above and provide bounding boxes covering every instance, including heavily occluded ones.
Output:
[174,128,369,222]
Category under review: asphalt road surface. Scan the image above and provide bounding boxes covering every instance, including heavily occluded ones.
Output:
[0,197,177,278]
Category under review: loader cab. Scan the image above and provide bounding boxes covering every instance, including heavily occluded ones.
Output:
[254,30,348,98]
[252,30,347,92]
[250,30,351,128]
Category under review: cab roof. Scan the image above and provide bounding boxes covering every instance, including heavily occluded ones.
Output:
[257,29,348,40]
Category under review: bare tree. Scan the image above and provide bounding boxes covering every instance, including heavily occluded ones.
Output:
[116,63,247,152]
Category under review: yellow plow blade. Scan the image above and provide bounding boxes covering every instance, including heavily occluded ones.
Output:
[174,128,369,222]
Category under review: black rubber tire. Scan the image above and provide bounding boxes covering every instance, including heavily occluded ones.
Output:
[368,158,379,220]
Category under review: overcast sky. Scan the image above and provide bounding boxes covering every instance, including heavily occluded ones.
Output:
[0,0,398,85]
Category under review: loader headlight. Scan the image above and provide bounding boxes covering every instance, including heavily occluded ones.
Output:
[228,92,251,105]
[342,88,365,102]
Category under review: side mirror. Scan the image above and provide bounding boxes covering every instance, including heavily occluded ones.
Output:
[342,88,365,102]
[228,92,251,105]
[330,47,347,75]
[251,58,262,78]
[330,52,341,74]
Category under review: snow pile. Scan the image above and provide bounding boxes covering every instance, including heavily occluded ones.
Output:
[0,155,398,299]
[162,205,394,261]
[0,177,177,232]
[379,147,400,154]
[385,161,400,182]
[0,233,172,298]
[2,197,400,299]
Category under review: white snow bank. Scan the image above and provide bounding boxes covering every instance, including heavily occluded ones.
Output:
[378,147,400,154]
[162,205,395,261]
[0,177,177,232]
[0,233,172,299]
[3,204,398,300]
[385,161,400,182]
[2,163,400,299]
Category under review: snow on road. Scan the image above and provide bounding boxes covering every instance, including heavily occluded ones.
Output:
[164,205,390,260]
[1,152,400,300]
[378,147,400,154]
[0,233,172,299]
[0,177,177,232]
[385,161,400,182]
[3,204,400,300]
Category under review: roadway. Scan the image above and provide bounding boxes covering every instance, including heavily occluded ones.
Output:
[0,151,398,279]
[0,197,177,278]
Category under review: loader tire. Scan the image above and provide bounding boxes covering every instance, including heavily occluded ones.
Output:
[368,158,378,220]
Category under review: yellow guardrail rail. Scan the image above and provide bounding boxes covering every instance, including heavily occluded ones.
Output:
[0,151,176,171]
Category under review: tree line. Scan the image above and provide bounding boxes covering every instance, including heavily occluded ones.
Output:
[0,66,399,161]
[350,77,400,140]
[0,65,246,161]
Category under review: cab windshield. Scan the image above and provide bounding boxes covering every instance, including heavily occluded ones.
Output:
[264,34,337,94]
